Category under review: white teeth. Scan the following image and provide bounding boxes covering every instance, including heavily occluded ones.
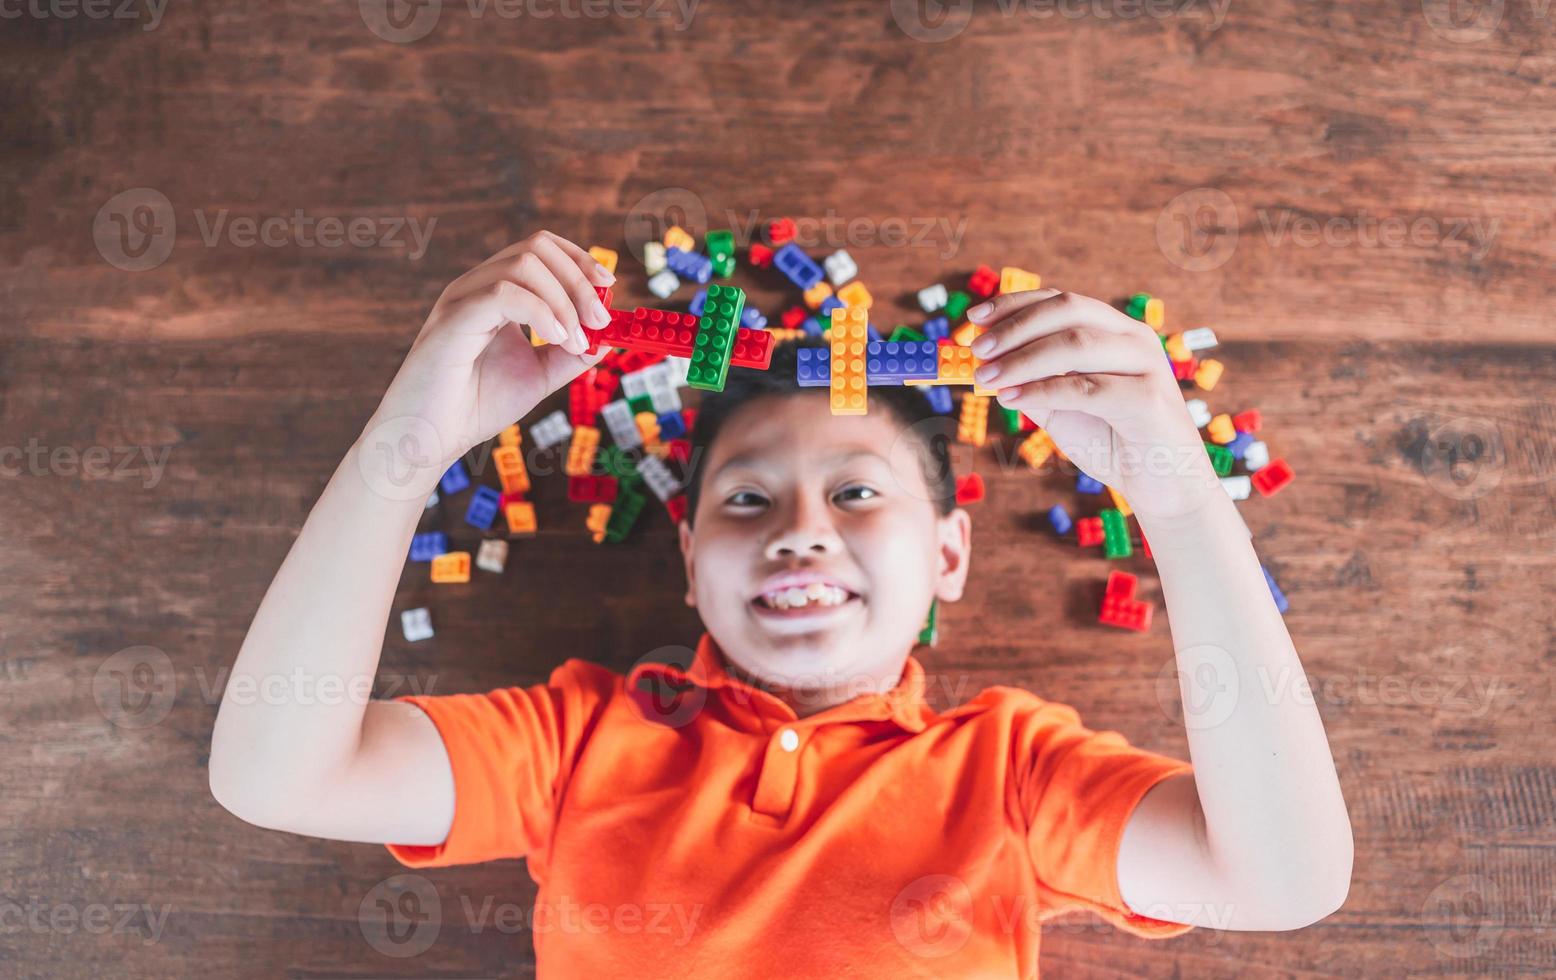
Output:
[761,584,850,610]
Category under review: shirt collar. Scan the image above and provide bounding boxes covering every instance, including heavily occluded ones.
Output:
[628,633,931,733]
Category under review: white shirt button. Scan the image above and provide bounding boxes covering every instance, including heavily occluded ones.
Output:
[778,728,799,752]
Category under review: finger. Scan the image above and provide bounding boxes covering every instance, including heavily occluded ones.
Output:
[529,234,612,331]
[973,326,1159,389]
[994,371,1155,419]
[969,291,1140,362]
[534,230,616,287]
[501,251,586,354]
[533,338,611,394]
[964,288,1062,327]
[427,281,563,362]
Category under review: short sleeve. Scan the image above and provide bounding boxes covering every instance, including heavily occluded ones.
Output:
[386,659,617,868]
[1009,696,1194,938]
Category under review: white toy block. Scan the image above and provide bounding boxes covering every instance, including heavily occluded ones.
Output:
[1243,440,1270,472]
[1220,475,1252,501]
[823,249,858,288]
[400,608,433,642]
[600,400,642,450]
[1182,327,1219,352]
[621,371,650,401]
[649,384,682,415]
[917,283,948,313]
[475,539,509,574]
[664,356,690,388]
[1186,399,1212,429]
[647,269,680,299]
[424,492,439,510]
[643,241,667,276]
[637,454,682,503]
[529,410,573,451]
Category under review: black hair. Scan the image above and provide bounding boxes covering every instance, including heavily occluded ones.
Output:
[683,338,958,526]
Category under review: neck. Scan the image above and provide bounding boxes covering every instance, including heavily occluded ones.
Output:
[720,652,909,718]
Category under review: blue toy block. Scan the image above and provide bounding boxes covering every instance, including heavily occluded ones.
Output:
[867,323,882,342]
[657,410,687,440]
[1047,504,1073,536]
[1227,431,1255,460]
[802,316,825,337]
[665,246,712,285]
[439,460,470,495]
[923,384,953,414]
[1262,565,1290,614]
[464,485,501,530]
[773,243,823,291]
[1076,473,1104,494]
[795,347,831,387]
[923,316,950,342]
[818,295,843,319]
[409,531,449,562]
[865,341,939,383]
[740,305,766,329]
[689,288,708,317]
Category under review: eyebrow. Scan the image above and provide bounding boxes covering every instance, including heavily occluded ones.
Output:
[711,448,890,480]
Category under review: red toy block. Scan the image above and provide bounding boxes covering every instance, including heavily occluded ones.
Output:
[1172,356,1199,381]
[1251,457,1294,497]
[594,284,614,310]
[1076,516,1104,547]
[1232,409,1262,433]
[665,494,688,524]
[766,218,796,245]
[667,438,691,465]
[1099,594,1154,632]
[499,490,528,508]
[570,376,607,426]
[749,243,774,269]
[968,264,1000,299]
[616,348,669,375]
[729,327,775,369]
[1140,533,1153,560]
[781,305,808,330]
[593,369,620,400]
[681,407,697,431]
[954,472,986,505]
[1105,569,1138,599]
[1019,414,1037,431]
[567,475,619,504]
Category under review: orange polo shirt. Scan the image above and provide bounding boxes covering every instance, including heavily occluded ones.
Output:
[389,633,1193,976]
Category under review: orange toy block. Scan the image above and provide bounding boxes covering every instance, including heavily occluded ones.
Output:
[587,246,618,275]
[1164,333,1190,363]
[1018,429,1057,469]
[430,551,471,583]
[498,424,521,448]
[663,225,694,251]
[999,266,1041,294]
[829,306,869,416]
[565,425,600,476]
[504,500,537,536]
[802,281,834,310]
[635,411,661,450]
[952,320,981,347]
[585,503,611,543]
[494,445,530,495]
[957,394,990,447]
[837,281,873,311]
[1107,486,1133,517]
[1194,358,1224,391]
[1206,413,1236,445]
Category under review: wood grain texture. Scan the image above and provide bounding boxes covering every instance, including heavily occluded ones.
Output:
[2,1,1554,976]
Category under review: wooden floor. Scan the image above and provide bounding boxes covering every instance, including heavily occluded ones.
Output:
[3,2,1554,976]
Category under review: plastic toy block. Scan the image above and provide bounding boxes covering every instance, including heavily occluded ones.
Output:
[1185,398,1212,429]
[504,500,537,535]
[1020,413,1037,431]
[665,246,713,285]
[1076,516,1104,547]
[940,344,978,384]
[490,446,528,496]
[1047,504,1073,535]
[430,551,471,584]
[1181,327,1219,351]
[774,243,824,291]
[635,411,661,450]
[1243,440,1270,472]
[821,295,845,319]
[837,280,873,311]
[943,290,971,323]
[567,474,619,504]
[866,340,939,383]
[1100,508,1132,558]
[476,538,509,574]
[1105,568,1139,600]
[951,320,981,348]
[498,424,521,448]
[1001,405,1023,435]
[439,460,471,495]
[663,226,695,252]
[615,307,699,357]
[1140,533,1152,559]
[796,346,831,387]
[829,306,869,416]
[1164,333,1190,363]
[802,316,826,336]
[570,379,604,426]
[955,472,986,505]
[588,246,618,275]
[999,266,1041,294]
[1194,358,1224,390]
[409,531,449,562]
[1126,293,1163,329]
[739,305,766,330]
[923,384,953,414]
[729,326,774,370]
[889,325,927,343]
[766,218,796,246]
[1076,472,1105,494]
[802,280,834,310]
[1206,413,1236,445]
[565,425,600,477]
[917,599,939,647]
[824,249,858,287]
[1107,486,1133,518]
[425,491,438,509]
[1099,593,1153,632]
[1251,457,1294,497]
[529,410,573,452]
[600,400,643,450]
[1262,565,1290,614]
[957,394,990,446]
[1019,429,1058,470]
[968,265,1000,299]
[706,230,735,278]
[781,306,807,330]
[1204,442,1234,476]
[922,316,950,342]
[1172,357,1200,382]
[657,410,687,441]
[665,493,688,524]
[604,486,648,543]
[637,454,681,502]
[647,269,680,299]
[1227,431,1255,460]
[667,438,691,465]
[1232,409,1262,433]
[400,607,433,642]
[643,241,667,275]
[595,444,639,483]
[688,283,746,391]
[918,284,948,313]
[1221,475,1252,500]
[465,485,502,530]
[626,392,654,418]
[749,243,774,268]
[688,288,708,317]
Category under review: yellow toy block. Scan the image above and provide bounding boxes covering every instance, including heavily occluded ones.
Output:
[498,424,521,449]
[531,327,547,347]
[585,503,611,544]
[494,445,530,496]
[1164,333,1190,363]
[1195,358,1224,391]
[767,328,806,342]
[1018,429,1057,470]
[1107,486,1132,517]
[566,425,600,476]
[953,321,986,348]
[957,394,990,446]
[663,226,694,252]
[635,411,661,450]
[837,281,873,311]
[803,281,834,310]
[1206,413,1236,445]
[588,246,618,275]
[999,266,1041,294]
[940,344,977,384]
[430,551,471,583]
[505,500,537,536]
[829,306,868,416]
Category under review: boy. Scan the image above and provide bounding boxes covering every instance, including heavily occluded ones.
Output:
[210,231,1352,976]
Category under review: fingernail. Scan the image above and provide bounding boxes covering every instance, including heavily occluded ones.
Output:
[975,362,999,383]
[968,302,993,321]
[591,299,611,327]
[596,263,615,283]
[972,335,996,357]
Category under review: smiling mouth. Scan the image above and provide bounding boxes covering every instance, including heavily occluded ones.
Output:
[751,583,861,613]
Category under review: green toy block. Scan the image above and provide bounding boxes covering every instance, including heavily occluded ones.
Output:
[1001,406,1023,434]
[627,394,654,417]
[1100,507,1132,559]
[711,253,735,278]
[917,599,939,647]
[604,485,647,543]
[889,325,927,343]
[596,445,641,485]
[945,290,971,322]
[1204,441,1233,477]
[706,230,735,275]
[1127,293,1151,320]
[688,282,745,392]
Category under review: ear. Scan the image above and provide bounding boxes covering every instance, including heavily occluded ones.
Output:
[934,507,972,603]
[677,519,697,608]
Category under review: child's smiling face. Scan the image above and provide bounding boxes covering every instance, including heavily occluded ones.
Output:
[678,393,972,714]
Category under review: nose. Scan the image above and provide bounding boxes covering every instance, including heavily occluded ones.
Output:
[763,493,842,560]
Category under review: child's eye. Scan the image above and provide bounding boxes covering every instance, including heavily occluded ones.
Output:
[726,490,768,507]
[835,485,879,503]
